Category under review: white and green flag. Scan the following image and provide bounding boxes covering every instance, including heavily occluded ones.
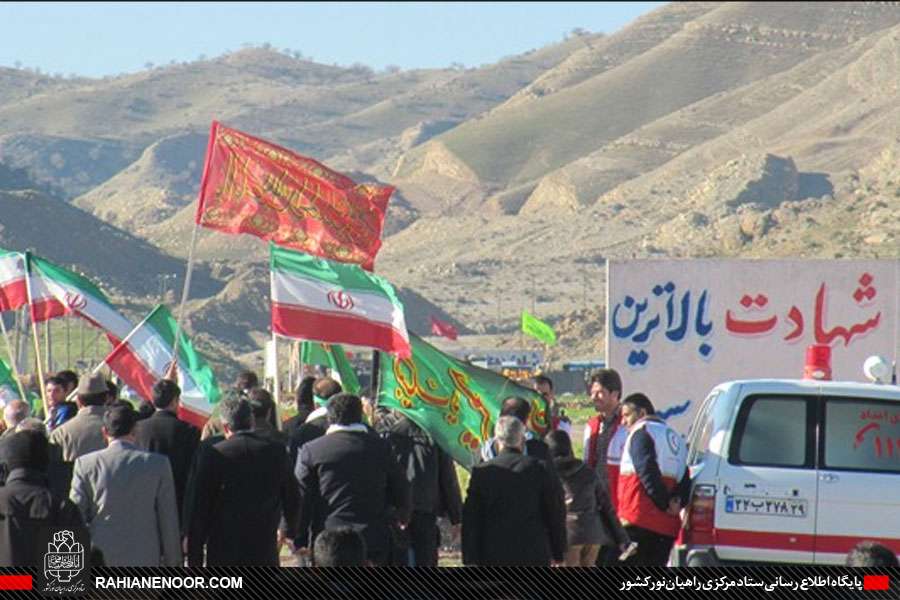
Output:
[104,305,220,427]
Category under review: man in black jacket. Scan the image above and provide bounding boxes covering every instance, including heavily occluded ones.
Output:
[374,407,463,566]
[185,395,299,566]
[0,430,88,566]
[248,388,287,446]
[293,393,410,566]
[133,378,200,528]
[463,416,566,566]
[287,377,342,467]
[283,375,315,437]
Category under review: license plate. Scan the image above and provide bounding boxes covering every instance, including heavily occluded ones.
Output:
[725,495,808,518]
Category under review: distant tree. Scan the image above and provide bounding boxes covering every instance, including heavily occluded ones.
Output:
[291,50,304,60]
[197,53,207,61]
[384,64,401,74]
[349,62,374,77]
[13,60,22,69]
[569,27,590,38]
[261,42,272,50]
[144,61,154,70]
[449,61,465,71]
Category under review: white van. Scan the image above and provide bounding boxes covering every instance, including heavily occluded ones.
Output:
[673,378,900,565]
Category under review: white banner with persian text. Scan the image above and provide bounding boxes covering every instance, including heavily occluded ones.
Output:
[607,259,899,433]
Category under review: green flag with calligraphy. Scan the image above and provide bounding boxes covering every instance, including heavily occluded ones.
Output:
[521,310,556,346]
[378,333,548,469]
[0,357,40,416]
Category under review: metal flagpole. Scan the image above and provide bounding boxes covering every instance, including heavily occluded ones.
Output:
[272,332,283,431]
[173,220,202,363]
[0,312,28,402]
[23,253,48,418]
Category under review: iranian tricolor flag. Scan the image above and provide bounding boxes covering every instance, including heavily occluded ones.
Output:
[270,244,411,358]
[0,249,27,312]
[104,305,220,428]
[0,247,135,346]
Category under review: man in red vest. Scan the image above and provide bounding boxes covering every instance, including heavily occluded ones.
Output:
[583,369,629,565]
[617,393,689,566]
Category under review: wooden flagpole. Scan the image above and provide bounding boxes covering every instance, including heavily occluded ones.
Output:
[44,320,51,374]
[23,253,48,418]
[0,312,28,402]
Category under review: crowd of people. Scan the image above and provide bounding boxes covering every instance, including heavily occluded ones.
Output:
[0,364,895,568]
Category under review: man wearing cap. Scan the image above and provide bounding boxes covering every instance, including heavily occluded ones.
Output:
[0,431,88,566]
[70,405,181,566]
[48,372,109,464]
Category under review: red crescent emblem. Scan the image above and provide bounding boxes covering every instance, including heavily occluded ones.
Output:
[327,290,355,311]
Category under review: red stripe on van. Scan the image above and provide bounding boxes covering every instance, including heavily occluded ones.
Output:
[715,529,815,552]
[712,529,900,555]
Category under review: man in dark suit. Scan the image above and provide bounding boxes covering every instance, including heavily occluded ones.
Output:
[462,415,566,566]
[134,378,200,528]
[293,393,410,566]
[185,395,299,566]
[375,407,462,566]
[283,375,315,437]
[248,388,287,446]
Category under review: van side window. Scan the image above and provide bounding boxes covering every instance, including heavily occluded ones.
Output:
[823,399,900,473]
[731,396,811,468]
[687,391,720,466]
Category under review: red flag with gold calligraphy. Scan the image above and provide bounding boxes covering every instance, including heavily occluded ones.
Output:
[194,121,393,271]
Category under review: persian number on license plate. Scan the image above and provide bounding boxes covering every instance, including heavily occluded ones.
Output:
[725,495,808,517]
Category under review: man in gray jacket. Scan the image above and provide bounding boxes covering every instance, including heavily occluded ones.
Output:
[49,372,109,462]
[70,405,181,566]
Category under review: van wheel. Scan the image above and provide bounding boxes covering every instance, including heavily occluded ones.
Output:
[686,553,719,567]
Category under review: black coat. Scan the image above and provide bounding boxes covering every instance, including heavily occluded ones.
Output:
[185,431,299,566]
[287,414,328,468]
[0,468,88,566]
[294,429,410,564]
[133,410,200,526]
[375,411,462,522]
[554,456,627,547]
[253,421,288,448]
[462,448,567,566]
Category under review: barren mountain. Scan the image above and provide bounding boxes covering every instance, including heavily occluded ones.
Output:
[1,2,899,373]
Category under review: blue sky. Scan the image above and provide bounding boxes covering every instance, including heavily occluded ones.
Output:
[1,2,665,77]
